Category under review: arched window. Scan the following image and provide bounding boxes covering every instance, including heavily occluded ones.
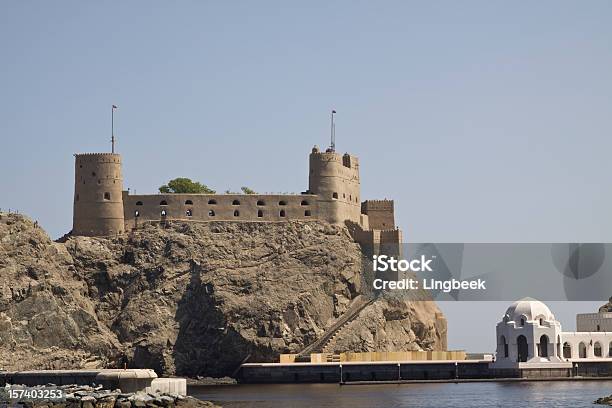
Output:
[301,200,309,206]
[257,210,263,218]
[597,324,601,331]
[500,335,508,358]
[136,201,143,206]
[563,342,572,359]
[579,342,587,358]
[257,200,265,206]
[279,200,287,206]
[104,192,111,200]
[208,210,215,217]
[134,210,140,217]
[234,210,240,217]
[538,335,549,357]
[539,318,543,326]
[332,192,338,199]
[280,210,286,217]
[517,335,528,362]
[161,210,167,217]
[208,199,217,205]
[160,200,168,206]
[595,342,602,357]
[186,209,192,217]
[185,200,193,205]
[304,210,311,217]
[520,317,525,327]
[232,200,240,206]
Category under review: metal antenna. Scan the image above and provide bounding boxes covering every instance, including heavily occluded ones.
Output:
[330,109,336,151]
[111,105,118,153]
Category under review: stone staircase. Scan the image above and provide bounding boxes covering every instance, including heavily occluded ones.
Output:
[296,295,375,360]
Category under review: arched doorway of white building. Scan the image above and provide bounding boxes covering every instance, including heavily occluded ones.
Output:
[563,342,572,359]
[538,335,549,358]
[517,335,528,362]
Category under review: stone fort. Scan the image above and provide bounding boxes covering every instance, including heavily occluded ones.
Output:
[72,145,402,251]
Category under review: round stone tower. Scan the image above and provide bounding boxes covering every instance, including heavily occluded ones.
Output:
[72,153,125,236]
[308,146,361,224]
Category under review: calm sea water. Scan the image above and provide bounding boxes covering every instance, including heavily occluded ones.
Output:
[190,381,612,408]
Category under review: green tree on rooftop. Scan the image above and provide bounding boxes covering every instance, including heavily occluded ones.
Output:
[241,186,256,194]
[159,178,216,194]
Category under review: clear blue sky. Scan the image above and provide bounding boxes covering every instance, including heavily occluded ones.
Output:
[1,1,611,352]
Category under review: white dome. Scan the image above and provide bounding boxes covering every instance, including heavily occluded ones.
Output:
[504,297,555,324]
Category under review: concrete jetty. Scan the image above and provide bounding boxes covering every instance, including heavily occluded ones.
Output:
[237,359,612,383]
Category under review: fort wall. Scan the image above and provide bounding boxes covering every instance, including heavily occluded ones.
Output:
[123,193,318,228]
[361,200,395,230]
[352,227,402,257]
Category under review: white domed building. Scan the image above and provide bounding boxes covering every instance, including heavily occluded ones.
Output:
[492,298,612,369]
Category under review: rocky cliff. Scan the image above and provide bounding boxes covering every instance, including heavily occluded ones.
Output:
[0,213,446,377]
[599,298,612,312]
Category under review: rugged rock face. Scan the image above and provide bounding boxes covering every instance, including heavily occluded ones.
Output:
[0,213,445,377]
[327,297,446,353]
[599,298,612,312]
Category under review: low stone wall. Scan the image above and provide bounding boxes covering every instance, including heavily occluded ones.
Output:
[297,350,467,363]
[340,351,467,362]
[146,378,187,396]
[576,361,612,377]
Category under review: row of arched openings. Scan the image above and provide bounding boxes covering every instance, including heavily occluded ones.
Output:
[135,199,311,206]
[563,341,610,358]
[136,209,312,218]
[500,335,612,361]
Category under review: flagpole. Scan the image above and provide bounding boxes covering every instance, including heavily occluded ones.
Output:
[111,106,115,154]
[330,110,336,152]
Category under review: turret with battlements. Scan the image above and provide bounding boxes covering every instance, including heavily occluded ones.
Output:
[73,153,124,236]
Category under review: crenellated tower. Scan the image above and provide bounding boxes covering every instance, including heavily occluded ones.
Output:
[308,146,362,225]
[73,153,125,236]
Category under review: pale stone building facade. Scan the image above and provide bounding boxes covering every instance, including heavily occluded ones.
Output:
[492,298,612,369]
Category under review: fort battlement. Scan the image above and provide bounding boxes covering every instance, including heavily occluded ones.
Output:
[75,153,121,162]
[75,152,121,156]
[361,200,394,210]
